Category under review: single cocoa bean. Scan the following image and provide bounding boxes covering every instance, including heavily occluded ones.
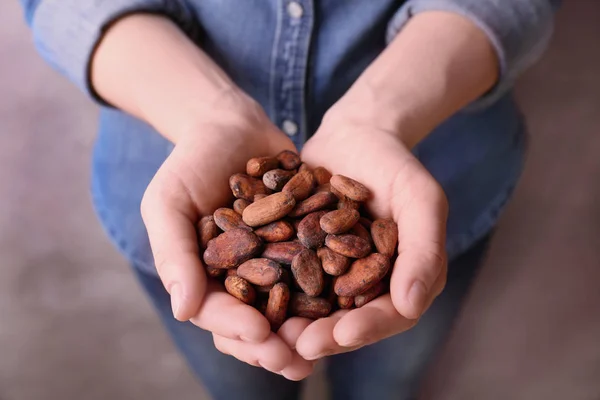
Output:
[349,223,372,245]
[354,281,387,308]
[237,258,283,286]
[288,191,337,217]
[263,169,296,191]
[282,170,315,201]
[277,150,301,170]
[265,282,290,331]
[289,293,331,319]
[325,234,371,258]
[261,241,305,264]
[298,163,311,173]
[334,253,390,296]
[229,173,270,201]
[198,215,219,250]
[297,211,328,249]
[242,191,296,227]
[206,266,225,279]
[320,209,361,234]
[371,219,398,257]
[316,183,332,193]
[312,166,332,186]
[337,197,361,211]
[330,174,371,202]
[233,199,251,215]
[317,247,350,276]
[246,156,279,177]
[291,249,325,297]
[213,208,252,232]
[337,296,354,309]
[254,220,295,242]
[224,276,256,305]
[203,229,263,269]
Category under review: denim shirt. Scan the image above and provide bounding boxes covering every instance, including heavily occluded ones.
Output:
[20,0,558,276]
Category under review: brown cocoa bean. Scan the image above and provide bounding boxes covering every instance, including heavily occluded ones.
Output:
[206,266,225,279]
[198,215,219,250]
[354,281,387,308]
[298,163,310,173]
[263,169,296,191]
[224,276,256,305]
[330,175,371,202]
[277,150,301,170]
[292,218,302,232]
[265,282,290,331]
[291,249,325,297]
[334,253,390,296]
[203,229,263,269]
[254,220,295,242]
[320,209,361,234]
[316,183,332,193]
[288,191,337,217]
[213,208,252,232]
[246,156,279,177]
[312,166,332,186]
[317,247,350,276]
[325,234,371,258]
[337,197,361,211]
[337,296,354,309]
[229,173,270,201]
[253,194,268,201]
[289,293,331,319]
[371,219,398,257]
[261,241,305,264]
[237,258,283,286]
[349,223,372,245]
[242,191,296,227]
[282,170,315,201]
[358,217,373,229]
[233,199,251,215]
[297,211,328,249]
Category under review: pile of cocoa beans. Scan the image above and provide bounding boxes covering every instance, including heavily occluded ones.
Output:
[198,150,398,331]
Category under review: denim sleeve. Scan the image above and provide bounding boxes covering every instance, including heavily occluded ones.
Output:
[386,0,560,111]
[18,0,199,102]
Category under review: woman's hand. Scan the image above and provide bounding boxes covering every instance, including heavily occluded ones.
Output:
[295,111,449,360]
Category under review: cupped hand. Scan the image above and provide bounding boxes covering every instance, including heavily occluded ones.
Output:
[296,112,449,360]
[140,92,311,375]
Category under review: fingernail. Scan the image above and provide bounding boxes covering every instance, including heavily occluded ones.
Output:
[170,283,183,320]
[408,280,428,318]
[305,350,333,361]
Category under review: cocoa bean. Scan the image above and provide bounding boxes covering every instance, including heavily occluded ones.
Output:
[254,220,295,242]
[229,173,270,201]
[317,247,350,276]
[224,276,256,305]
[312,166,332,186]
[226,268,238,277]
[330,174,371,202]
[242,191,296,227]
[198,215,219,250]
[265,283,290,331]
[206,266,225,279]
[320,209,360,235]
[246,156,279,177]
[233,199,251,215]
[261,241,305,264]
[282,170,315,201]
[288,191,337,217]
[349,223,372,245]
[213,208,252,232]
[358,217,373,229]
[325,234,371,258]
[289,293,331,319]
[354,281,387,308]
[277,150,301,170]
[334,253,390,296]
[337,197,361,211]
[337,296,354,309]
[371,219,398,257]
[297,211,328,249]
[263,169,296,191]
[291,249,325,297]
[203,229,263,269]
[237,258,283,286]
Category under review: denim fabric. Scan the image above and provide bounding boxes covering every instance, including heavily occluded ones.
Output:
[132,233,492,400]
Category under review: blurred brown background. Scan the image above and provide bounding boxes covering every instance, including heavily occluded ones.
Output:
[1,1,599,399]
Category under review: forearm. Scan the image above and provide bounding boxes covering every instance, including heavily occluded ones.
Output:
[332,11,498,148]
[91,14,245,143]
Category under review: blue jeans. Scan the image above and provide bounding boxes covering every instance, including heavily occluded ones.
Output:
[131,234,492,400]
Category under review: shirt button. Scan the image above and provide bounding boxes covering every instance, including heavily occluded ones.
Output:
[287,1,304,19]
[282,120,298,136]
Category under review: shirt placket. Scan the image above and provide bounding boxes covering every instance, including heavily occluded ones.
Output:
[271,0,314,150]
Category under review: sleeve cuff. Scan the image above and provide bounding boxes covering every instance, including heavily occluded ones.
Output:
[30,0,200,105]
[386,0,555,111]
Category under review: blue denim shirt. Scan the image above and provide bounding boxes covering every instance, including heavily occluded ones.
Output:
[20,0,558,276]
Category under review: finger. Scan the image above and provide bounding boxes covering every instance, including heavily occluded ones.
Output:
[190,280,271,343]
[213,332,293,373]
[333,294,417,348]
[390,160,448,319]
[280,351,316,381]
[141,169,206,322]
[277,317,312,349]
[295,310,351,360]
